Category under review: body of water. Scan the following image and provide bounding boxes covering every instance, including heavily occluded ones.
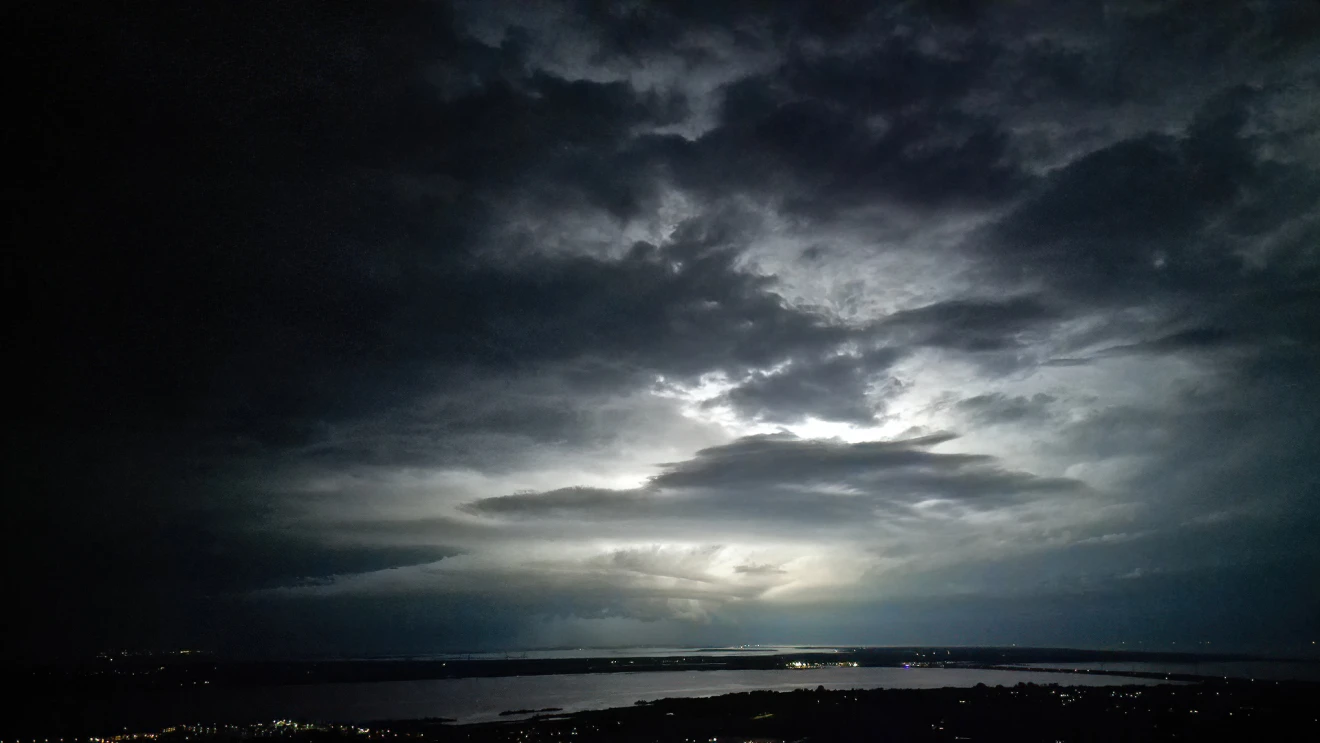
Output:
[68,667,1177,727]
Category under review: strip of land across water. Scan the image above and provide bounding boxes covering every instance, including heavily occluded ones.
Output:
[20,646,1315,692]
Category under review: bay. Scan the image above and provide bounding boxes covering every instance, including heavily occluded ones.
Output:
[73,667,1176,727]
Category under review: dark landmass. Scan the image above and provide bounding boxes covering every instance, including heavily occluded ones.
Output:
[11,682,1318,742]
[405,682,1320,742]
[15,647,1285,693]
[497,708,561,717]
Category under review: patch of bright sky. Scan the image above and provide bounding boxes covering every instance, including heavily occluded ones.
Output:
[652,370,898,443]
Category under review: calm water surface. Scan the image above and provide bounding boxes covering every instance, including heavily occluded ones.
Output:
[100,667,1176,725]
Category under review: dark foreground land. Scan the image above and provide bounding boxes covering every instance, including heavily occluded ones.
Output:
[385,683,1320,742]
[13,682,1318,743]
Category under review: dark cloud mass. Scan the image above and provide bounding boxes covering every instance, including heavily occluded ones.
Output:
[954,393,1058,425]
[7,0,1319,658]
[715,348,902,424]
[462,432,1086,534]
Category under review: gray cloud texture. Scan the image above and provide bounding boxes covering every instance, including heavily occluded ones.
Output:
[8,0,1319,657]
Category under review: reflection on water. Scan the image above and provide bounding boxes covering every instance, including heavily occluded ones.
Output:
[79,667,1177,726]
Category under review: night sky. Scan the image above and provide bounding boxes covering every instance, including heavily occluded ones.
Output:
[8,1,1319,659]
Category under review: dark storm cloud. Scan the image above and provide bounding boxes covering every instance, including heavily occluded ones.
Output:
[650,47,1030,217]
[714,348,903,424]
[878,297,1061,353]
[462,486,644,519]
[477,0,889,65]
[10,0,1320,655]
[460,2,1034,221]
[462,482,893,529]
[11,0,887,655]
[464,432,1086,526]
[1054,386,1319,515]
[166,531,459,594]
[1085,328,1240,359]
[257,226,865,466]
[649,432,974,489]
[13,0,702,447]
[983,86,1295,300]
[955,393,1057,426]
[423,71,688,223]
[971,70,1320,397]
[419,236,851,381]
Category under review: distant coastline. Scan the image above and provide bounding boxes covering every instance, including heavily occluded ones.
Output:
[17,646,1312,695]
